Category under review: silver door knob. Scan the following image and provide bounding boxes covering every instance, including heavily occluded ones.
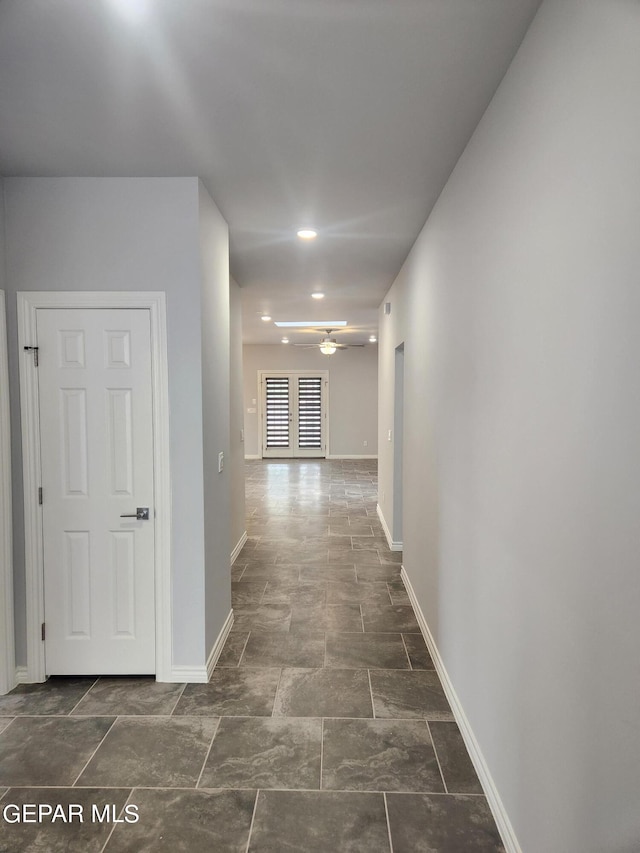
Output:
[120,507,150,520]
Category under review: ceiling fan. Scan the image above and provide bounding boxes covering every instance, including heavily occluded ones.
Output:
[293,329,366,355]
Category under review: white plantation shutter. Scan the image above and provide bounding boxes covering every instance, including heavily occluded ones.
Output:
[297,376,323,450]
[265,376,290,449]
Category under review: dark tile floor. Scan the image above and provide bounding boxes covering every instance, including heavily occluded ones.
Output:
[0,459,504,852]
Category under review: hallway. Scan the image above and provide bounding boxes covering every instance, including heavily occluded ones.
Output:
[0,460,502,852]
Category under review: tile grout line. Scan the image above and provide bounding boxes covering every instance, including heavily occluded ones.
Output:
[320,717,325,790]
[426,719,449,794]
[70,715,119,787]
[400,634,413,671]
[271,668,284,718]
[97,786,135,853]
[244,789,260,853]
[237,631,252,667]
[367,669,376,719]
[168,682,189,715]
[194,716,222,790]
[383,792,395,853]
[66,677,102,716]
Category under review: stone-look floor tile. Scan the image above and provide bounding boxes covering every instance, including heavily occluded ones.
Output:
[387,585,411,605]
[325,633,410,669]
[362,604,421,633]
[232,581,268,607]
[290,604,363,633]
[241,632,325,668]
[355,564,402,582]
[403,633,435,670]
[232,604,292,632]
[0,716,115,786]
[0,718,13,734]
[0,677,96,716]
[199,717,322,790]
[276,551,330,564]
[326,581,391,605]
[322,719,444,793]
[248,790,390,853]
[216,631,250,667]
[429,722,484,794]
[273,669,373,718]
[71,678,185,716]
[174,668,280,717]
[369,670,453,720]
[299,564,358,583]
[352,537,388,550]
[105,788,256,853]
[262,583,326,607]
[77,716,218,788]
[349,549,382,564]
[0,788,130,853]
[239,565,300,583]
[386,793,505,852]
[380,551,404,564]
[231,564,246,581]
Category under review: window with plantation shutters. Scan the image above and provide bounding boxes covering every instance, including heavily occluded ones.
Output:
[297,376,322,450]
[260,371,328,458]
[265,377,291,450]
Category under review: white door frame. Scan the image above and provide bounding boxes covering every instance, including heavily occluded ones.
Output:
[0,292,15,695]
[259,370,329,458]
[17,292,172,683]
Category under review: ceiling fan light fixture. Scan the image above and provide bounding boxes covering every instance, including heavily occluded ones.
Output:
[261,315,272,322]
[319,341,337,355]
[281,337,289,344]
[369,335,377,343]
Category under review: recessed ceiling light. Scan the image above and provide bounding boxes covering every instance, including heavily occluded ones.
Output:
[369,335,377,343]
[297,229,317,240]
[281,337,289,344]
[261,315,272,322]
[274,320,347,328]
[311,292,325,300]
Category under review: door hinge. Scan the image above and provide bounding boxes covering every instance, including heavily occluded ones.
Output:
[24,345,39,367]
[38,487,43,505]
[41,622,46,641]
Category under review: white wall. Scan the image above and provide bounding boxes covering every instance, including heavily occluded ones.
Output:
[229,278,246,555]
[243,344,378,458]
[3,177,209,669]
[198,181,232,656]
[378,2,640,851]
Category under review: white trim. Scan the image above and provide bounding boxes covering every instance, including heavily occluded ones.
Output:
[17,291,173,683]
[244,454,261,460]
[377,503,403,551]
[326,454,378,460]
[15,666,28,685]
[206,609,234,680]
[0,291,15,695]
[231,531,248,565]
[401,566,522,853]
[169,609,234,683]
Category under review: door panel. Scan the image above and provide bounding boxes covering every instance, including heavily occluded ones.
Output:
[261,372,327,458]
[37,308,155,674]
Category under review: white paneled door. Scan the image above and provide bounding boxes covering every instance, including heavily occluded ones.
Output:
[37,308,155,674]
[261,372,327,458]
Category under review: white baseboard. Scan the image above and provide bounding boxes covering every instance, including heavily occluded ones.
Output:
[401,567,522,853]
[206,609,234,681]
[14,666,28,685]
[326,454,378,460]
[231,531,248,565]
[244,454,261,460]
[376,504,403,551]
[169,610,234,684]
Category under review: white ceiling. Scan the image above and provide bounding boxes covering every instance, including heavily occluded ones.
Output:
[0,0,541,345]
